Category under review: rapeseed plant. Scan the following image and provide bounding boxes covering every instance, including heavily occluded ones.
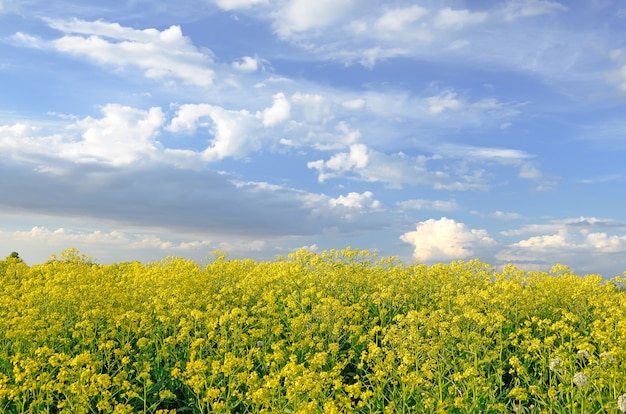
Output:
[0,248,625,412]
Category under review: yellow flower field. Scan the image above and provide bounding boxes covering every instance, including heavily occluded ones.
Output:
[1,247,626,413]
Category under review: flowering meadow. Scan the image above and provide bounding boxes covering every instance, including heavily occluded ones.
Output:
[1,248,626,413]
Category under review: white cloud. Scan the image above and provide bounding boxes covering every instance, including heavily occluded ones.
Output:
[10,32,42,48]
[0,123,36,140]
[280,119,361,151]
[7,226,178,260]
[15,19,215,86]
[166,103,214,134]
[434,8,488,29]
[216,239,266,252]
[291,92,334,123]
[3,225,266,263]
[214,0,266,11]
[199,107,258,161]
[397,199,459,212]
[258,92,291,127]
[341,99,365,110]
[498,0,568,21]
[436,143,533,165]
[330,191,380,210]
[427,91,462,114]
[0,105,165,168]
[272,0,356,36]
[502,217,625,236]
[514,233,569,248]
[312,122,361,151]
[308,144,485,190]
[296,244,319,252]
[232,56,260,72]
[64,104,165,166]
[519,162,542,179]
[497,222,626,276]
[492,211,522,220]
[167,103,260,161]
[584,232,626,252]
[374,5,428,32]
[400,217,496,262]
[354,46,410,68]
[359,89,520,125]
[13,226,126,246]
[307,143,369,182]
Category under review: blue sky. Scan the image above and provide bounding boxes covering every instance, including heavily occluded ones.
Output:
[1,0,626,277]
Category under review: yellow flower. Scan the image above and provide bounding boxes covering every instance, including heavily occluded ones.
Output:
[508,387,528,402]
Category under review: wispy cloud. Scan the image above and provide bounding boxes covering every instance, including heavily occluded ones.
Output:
[496,0,568,21]
[13,19,216,86]
[397,199,459,212]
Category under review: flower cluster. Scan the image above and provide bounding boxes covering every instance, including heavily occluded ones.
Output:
[0,248,625,413]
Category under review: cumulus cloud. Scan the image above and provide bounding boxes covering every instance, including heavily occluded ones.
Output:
[330,191,380,210]
[326,191,382,221]
[166,103,214,134]
[258,92,291,127]
[497,0,568,21]
[232,56,260,72]
[307,143,369,182]
[167,103,260,161]
[66,104,165,166]
[0,105,165,168]
[13,19,215,86]
[400,217,496,262]
[3,98,283,171]
[197,107,259,161]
